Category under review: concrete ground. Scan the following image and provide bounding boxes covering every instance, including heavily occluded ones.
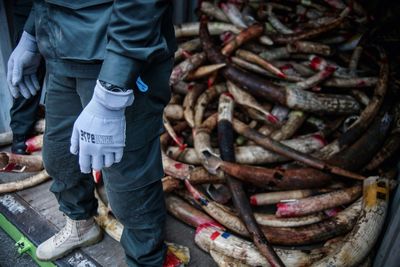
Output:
[0,228,38,267]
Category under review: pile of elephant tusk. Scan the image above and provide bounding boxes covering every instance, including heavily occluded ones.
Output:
[161,0,398,266]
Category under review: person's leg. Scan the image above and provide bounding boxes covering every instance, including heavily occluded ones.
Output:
[101,56,173,266]
[103,138,167,267]
[37,74,101,261]
[9,93,41,154]
[10,93,41,136]
[43,74,97,219]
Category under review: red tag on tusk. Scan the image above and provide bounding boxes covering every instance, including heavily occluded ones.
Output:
[249,196,258,205]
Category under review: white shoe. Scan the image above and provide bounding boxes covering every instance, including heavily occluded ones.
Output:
[36,216,102,261]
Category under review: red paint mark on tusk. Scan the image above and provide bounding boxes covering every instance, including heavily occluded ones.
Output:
[1,163,17,172]
[179,143,188,152]
[174,163,183,169]
[163,250,182,267]
[210,231,221,240]
[310,56,322,70]
[25,142,35,153]
[276,202,297,217]
[277,72,287,79]
[312,133,328,146]
[221,31,234,44]
[276,202,287,210]
[280,64,293,71]
[207,78,214,88]
[250,196,258,205]
[267,114,279,124]
[25,136,41,153]
[325,207,342,217]
[223,92,235,100]
[220,2,227,11]
[356,80,366,87]
[324,65,337,76]
[195,221,224,235]
[182,50,192,59]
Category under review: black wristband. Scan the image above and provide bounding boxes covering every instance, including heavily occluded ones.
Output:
[99,80,130,92]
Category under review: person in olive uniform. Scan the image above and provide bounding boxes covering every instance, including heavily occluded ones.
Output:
[7,1,176,266]
[5,0,43,155]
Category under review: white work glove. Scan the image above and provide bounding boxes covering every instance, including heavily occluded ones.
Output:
[70,80,134,173]
[7,31,41,98]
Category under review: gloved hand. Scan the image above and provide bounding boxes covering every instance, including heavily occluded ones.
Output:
[70,80,134,173]
[7,31,41,99]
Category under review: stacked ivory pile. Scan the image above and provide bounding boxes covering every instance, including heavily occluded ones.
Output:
[161,0,397,266]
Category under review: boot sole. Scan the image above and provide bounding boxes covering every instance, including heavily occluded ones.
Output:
[36,231,104,262]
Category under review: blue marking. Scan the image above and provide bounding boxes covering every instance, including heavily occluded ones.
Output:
[199,198,209,206]
[136,76,148,92]
[221,232,231,239]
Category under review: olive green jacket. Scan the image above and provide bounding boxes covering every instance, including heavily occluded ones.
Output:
[24,0,177,87]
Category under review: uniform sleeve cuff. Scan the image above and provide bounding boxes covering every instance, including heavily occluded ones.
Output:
[23,9,36,36]
[98,50,145,88]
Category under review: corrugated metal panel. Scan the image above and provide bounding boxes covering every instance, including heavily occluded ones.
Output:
[0,1,13,132]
